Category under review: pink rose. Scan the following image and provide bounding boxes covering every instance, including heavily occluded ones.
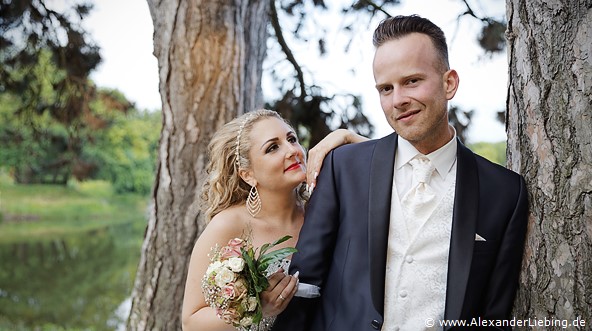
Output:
[233,278,248,299]
[218,307,240,325]
[228,238,244,248]
[220,238,244,259]
[222,283,235,299]
[220,245,242,259]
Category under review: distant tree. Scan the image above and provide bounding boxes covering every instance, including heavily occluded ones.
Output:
[468,141,506,166]
[448,105,473,143]
[87,100,161,194]
[505,0,592,326]
[0,0,101,183]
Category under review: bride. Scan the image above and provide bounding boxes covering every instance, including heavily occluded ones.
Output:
[181,109,365,331]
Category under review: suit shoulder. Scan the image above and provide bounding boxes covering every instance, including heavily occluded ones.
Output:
[332,135,389,157]
[473,153,519,177]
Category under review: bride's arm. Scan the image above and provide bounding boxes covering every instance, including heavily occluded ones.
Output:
[306,129,368,192]
[182,216,239,331]
[182,213,299,331]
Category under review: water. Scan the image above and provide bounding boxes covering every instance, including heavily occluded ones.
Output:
[0,221,145,330]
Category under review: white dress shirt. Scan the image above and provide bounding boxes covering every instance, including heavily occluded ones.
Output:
[394,134,458,200]
[382,131,458,331]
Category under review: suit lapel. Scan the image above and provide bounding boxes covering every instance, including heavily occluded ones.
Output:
[368,133,397,316]
[444,140,479,323]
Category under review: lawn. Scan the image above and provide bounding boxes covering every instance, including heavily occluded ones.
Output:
[0,177,149,243]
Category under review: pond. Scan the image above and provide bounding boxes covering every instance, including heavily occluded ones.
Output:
[0,221,145,331]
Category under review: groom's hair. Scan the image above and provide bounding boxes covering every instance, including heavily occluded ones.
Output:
[373,15,450,71]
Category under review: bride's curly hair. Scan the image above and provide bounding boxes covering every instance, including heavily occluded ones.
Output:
[201,109,307,222]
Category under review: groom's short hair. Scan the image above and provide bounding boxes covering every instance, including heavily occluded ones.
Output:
[373,15,450,71]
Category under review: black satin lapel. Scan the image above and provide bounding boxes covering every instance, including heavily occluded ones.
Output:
[368,133,397,316]
[444,140,479,322]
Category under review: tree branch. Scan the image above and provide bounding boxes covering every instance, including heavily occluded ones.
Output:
[459,0,490,23]
[269,0,306,100]
[357,0,392,17]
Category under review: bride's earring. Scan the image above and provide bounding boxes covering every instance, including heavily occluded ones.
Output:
[246,185,261,217]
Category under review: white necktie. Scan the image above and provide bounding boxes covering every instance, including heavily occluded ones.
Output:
[401,156,437,221]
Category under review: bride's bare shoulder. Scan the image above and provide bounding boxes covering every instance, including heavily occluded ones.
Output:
[206,205,249,236]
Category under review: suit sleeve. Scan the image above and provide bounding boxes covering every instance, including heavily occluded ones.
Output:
[272,150,342,330]
[482,175,529,327]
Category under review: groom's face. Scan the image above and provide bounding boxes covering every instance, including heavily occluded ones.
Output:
[373,33,459,153]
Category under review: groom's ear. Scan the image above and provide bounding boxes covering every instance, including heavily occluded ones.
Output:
[443,69,459,100]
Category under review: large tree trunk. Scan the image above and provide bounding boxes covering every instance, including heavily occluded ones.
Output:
[127,1,269,330]
[506,0,592,329]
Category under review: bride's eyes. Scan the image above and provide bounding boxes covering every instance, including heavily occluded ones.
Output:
[265,135,298,153]
[265,144,279,153]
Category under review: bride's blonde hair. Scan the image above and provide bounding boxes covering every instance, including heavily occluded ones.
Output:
[201,109,307,222]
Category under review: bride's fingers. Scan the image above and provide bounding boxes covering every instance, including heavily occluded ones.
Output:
[276,274,299,309]
[265,269,286,289]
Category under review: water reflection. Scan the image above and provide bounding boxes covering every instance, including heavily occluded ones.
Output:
[0,221,144,330]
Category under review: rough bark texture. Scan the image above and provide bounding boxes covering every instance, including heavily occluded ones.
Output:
[126,1,269,330]
[506,0,592,329]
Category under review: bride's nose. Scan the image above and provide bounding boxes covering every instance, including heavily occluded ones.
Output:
[286,145,299,158]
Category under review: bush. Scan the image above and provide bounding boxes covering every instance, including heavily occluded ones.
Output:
[85,108,161,194]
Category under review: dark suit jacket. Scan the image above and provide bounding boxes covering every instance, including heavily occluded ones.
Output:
[273,133,528,331]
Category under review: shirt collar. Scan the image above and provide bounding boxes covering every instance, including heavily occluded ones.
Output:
[395,126,458,178]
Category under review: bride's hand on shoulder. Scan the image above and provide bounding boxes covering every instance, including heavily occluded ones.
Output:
[259,269,299,317]
[306,129,368,192]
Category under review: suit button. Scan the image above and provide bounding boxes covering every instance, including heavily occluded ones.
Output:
[371,319,381,329]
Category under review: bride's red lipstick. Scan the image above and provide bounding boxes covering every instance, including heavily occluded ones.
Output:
[285,162,301,172]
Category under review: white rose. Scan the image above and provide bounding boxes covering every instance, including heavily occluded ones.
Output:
[247,296,258,311]
[206,261,223,275]
[227,257,245,272]
[239,316,254,327]
[214,267,236,287]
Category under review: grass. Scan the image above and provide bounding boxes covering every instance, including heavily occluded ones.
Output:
[0,176,150,243]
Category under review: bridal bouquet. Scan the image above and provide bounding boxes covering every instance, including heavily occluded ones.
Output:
[201,235,296,328]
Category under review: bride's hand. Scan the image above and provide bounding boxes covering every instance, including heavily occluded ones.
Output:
[306,129,368,193]
[259,269,299,317]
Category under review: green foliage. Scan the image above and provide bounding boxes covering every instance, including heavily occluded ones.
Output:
[240,235,296,325]
[469,141,507,166]
[0,0,101,120]
[0,77,160,193]
[1,1,107,185]
[0,180,148,243]
[0,84,73,184]
[85,106,161,194]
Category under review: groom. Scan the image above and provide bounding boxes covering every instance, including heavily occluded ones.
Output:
[273,15,528,331]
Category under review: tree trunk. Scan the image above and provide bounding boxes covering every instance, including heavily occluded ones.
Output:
[506,0,592,329]
[127,1,269,330]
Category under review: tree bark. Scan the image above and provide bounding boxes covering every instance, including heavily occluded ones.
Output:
[127,1,269,330]
[506,0,592,329]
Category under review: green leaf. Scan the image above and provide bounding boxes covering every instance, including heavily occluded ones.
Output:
[258,247,297,271]
[258,235,292,257]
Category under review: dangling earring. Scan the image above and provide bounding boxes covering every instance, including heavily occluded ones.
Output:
[246,185,262,217]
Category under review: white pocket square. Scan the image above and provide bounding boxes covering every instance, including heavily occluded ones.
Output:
[475,234,486,241]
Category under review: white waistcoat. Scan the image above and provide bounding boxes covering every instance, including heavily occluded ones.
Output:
[382,179,455,331]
